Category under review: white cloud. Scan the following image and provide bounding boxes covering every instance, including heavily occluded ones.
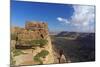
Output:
[57,17,70,24]
[57,5,95,32]
[71,5,94,26]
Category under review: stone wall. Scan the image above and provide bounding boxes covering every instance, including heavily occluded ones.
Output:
[11,21,49,46]
[17,21,48,41]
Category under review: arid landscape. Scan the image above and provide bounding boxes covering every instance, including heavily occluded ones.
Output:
[11,1,95,66]
[50,32,95,63]
[11,21,95,66]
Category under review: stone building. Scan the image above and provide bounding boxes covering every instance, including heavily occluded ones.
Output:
[12,21,49,46]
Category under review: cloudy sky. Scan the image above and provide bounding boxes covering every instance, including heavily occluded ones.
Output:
[11,0,95,32]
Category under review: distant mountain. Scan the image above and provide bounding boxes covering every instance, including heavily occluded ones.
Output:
[56,31,95,39]
[56,31,78,38]
[77,33,95,41]
[49,31,60,35]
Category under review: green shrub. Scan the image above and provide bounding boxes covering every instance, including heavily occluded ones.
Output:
[12,49,27,56]
[30,39,48,47]
[39,39,48,47]
[34,56,43,64]
[11,48,27,65]
[36,50,49,58]
[33,50,49,64]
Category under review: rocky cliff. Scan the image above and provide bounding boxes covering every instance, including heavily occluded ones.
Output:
[11,21,55,66]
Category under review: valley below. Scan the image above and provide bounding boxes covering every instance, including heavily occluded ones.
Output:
[50,32,95,63]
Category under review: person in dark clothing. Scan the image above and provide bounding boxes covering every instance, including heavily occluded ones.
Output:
[59,49,64,57]
[58,49,64,63]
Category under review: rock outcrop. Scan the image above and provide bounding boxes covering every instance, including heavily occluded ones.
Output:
[11,21,55,66]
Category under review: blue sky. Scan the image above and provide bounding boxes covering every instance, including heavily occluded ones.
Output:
[11,0,95,32]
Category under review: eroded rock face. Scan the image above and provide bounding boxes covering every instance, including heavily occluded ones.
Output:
[11,21,55,66]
